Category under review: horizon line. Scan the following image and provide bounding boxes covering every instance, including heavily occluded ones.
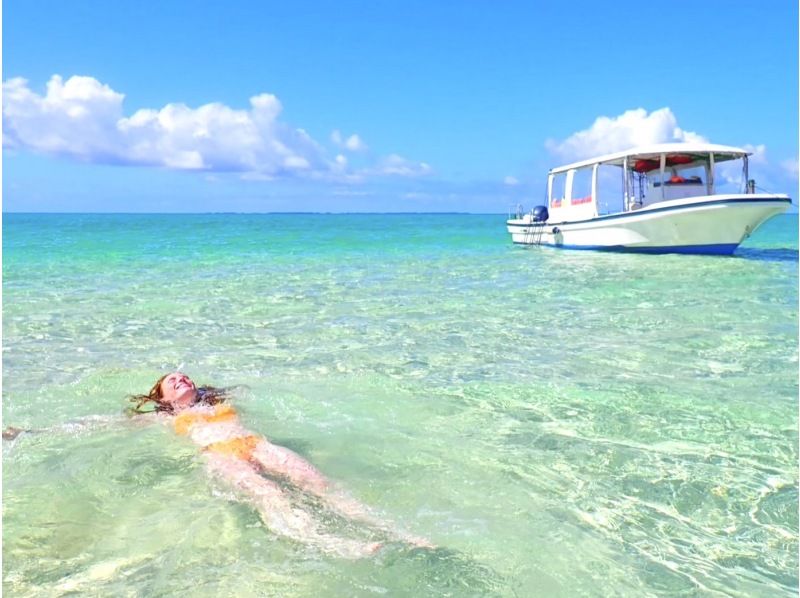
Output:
[2,211,511,216]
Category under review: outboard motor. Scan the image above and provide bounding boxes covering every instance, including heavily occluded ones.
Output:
[531,205,549,223]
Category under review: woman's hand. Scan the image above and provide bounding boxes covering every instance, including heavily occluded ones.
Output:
[3,426,27,440]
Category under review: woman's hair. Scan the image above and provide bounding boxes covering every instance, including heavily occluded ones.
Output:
[127,373,231,415]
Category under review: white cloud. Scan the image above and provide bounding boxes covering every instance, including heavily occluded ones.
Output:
[781,157,799,180]
[504,176,519,186]
[715,144,769,188]
[545,107,707,162]
[742,143,767,164]
[345,134,367,152]
[3,75,327,176]
[371,154,432,177]
[332,188,370,197]
[545,107,800,194]
[3,74,424,182]
[3,75,125,160]
[331,129,368,152]
[718,146,796,193]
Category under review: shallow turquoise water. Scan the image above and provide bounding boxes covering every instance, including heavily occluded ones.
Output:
[3,213,798,597]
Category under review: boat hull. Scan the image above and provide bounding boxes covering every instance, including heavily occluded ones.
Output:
[506,195,791,255]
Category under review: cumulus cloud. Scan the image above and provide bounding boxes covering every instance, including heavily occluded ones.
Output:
[331,129,367,152]
[3,74,427,182]
[370,154,433,177]
[742,143,767,164]
[714,143,769,187]
[3,75,326,176]
[3,75,125,160]
[544,107,799,194]
[545,107,707,162]
[781,158,799,179]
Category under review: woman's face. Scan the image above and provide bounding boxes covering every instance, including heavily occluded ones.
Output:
[159,372,197,408]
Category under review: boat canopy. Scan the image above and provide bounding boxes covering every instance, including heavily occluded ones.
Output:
[549,143,749,175]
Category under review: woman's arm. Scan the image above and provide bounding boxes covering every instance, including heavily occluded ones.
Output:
[3,412,161,441]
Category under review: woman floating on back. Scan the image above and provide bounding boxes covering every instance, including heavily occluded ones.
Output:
[126,372,430,558]
[5,371,429,558]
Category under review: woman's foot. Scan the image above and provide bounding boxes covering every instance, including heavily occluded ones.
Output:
[333,539,383,559]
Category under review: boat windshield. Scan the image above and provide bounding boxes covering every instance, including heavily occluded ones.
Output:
[546,146,752,216]
[628,153,746,208]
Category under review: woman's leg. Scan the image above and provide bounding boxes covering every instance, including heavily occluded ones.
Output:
[250,440,386,521]
[250,441,432,548]
[203,453,380,558]
[250,440,330,494]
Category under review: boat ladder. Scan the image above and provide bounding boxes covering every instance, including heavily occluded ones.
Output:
[524,217,545,246]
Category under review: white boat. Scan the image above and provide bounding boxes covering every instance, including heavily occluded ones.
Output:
[506,143,791,255]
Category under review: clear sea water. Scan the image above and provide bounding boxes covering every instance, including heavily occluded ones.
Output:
[3,212,797,597]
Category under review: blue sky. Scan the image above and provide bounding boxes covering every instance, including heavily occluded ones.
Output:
[3,0,798,212]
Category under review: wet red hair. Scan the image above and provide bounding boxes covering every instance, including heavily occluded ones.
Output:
[128,373,230,415]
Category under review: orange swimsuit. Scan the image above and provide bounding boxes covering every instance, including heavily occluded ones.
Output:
[173,403,261,461]
[173,403,237,435]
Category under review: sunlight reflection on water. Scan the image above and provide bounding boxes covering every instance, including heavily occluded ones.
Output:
[3,213,797,596]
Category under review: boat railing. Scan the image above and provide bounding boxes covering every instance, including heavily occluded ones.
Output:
[508,204,525,220]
